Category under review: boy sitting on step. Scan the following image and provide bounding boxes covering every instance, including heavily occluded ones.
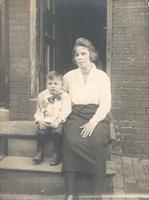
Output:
[33,71,71,165]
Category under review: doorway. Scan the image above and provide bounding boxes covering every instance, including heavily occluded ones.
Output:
[55,0,107,73]
[38,0,107,92]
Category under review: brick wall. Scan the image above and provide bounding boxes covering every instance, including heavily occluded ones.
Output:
[112,0,149,158]
[9,0,30,120]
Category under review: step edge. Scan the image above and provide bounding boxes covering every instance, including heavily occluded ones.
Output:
[0,194,65,200]
[2,193,149,199]
[0,156,62,174]
[0,167,62,174]
[0,156,116,175]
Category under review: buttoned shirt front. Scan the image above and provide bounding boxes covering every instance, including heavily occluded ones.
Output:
[34,89,72,123]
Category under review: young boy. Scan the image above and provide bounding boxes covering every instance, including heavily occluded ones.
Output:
[33,71,71,165]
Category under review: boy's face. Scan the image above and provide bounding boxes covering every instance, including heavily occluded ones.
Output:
[47,78,63,95]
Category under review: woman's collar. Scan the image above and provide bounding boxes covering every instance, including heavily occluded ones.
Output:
[78,62,96,74]
[92,62,96,69]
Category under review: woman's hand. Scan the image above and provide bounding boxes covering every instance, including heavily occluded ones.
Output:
[80,122,95,138]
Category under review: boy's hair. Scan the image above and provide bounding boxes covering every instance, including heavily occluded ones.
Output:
[47,71,63,82]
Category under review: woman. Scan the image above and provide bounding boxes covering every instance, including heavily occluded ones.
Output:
[63,38,111,200]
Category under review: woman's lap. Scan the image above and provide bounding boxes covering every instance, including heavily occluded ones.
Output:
[63,105,110,176]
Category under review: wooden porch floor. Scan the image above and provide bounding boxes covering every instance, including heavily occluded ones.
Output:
[104,154,149,199]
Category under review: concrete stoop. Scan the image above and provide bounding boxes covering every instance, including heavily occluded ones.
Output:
[0,194,64,200]
[0,156,64,195]
[0,121,115,197]
[1,194,149,200]
[0,194,106,200]
[0,194,124,200]
[0,156,113,196]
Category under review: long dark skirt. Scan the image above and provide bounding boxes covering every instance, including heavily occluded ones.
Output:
[63,104,110,176]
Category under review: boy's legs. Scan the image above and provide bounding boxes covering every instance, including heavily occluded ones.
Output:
[33,128,49,164]
[49,124,63,166]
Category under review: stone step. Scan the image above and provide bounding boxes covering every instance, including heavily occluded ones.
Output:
[7,137,53,158]
[0,156,116,175]
[0,121,53,157]
[0,194,133,200]
[1,194,149,200]
[0,121,36,137]
[0,121,113,160]
[0,156,65,195]
[0,108,9,121]
[0,194,106,200]
[0,156,62,173]
[0,194,65,200]
[0,156,113,195]
[0,121,115,195]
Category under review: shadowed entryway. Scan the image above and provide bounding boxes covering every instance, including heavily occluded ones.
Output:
[55,0,107,73]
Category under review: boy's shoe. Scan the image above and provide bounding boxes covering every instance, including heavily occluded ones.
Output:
[32,152,43,164]
[49,153,61,166]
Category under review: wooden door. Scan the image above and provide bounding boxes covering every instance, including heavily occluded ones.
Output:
[39,0,56,91]
[45,0,55,71]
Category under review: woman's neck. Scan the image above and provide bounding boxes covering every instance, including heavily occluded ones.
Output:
[80,63,93,75]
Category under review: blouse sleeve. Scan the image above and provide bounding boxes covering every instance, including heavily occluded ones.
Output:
[58,93,72,122]
[89,74,111,126]
[63,73,69,93]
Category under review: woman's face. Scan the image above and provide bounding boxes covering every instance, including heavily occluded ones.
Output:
[74,46,91,70]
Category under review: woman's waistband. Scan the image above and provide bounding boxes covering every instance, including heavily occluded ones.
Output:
[72,104,98,113]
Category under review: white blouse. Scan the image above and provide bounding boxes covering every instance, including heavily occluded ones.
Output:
[63,64,111,126]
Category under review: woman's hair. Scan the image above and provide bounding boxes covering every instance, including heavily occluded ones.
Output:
[72,38,98,62]
[47,71,63,81]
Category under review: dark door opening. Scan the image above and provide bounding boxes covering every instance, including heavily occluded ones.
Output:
[55,0,107,73]
[41,0,107,91]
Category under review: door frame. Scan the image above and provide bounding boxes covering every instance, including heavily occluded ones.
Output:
[106,0,113,80]
[0,0,9,107]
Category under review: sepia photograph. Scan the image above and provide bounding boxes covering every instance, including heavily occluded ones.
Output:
[0,0,149,199]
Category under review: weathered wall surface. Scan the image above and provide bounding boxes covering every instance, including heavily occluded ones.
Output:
[112,0,149,158]
[9,0,30,120]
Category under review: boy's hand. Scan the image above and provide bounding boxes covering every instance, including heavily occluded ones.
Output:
[38,120,50,129]
[50,118,62,128]
[50,121,59,128]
